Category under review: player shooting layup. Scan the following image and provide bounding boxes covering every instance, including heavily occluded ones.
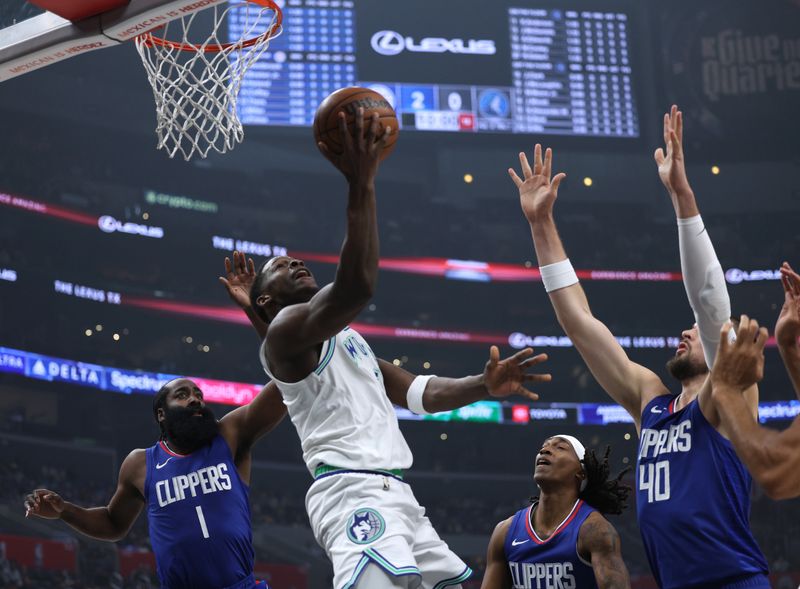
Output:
[508,106,769,588]
[247,109,551,589]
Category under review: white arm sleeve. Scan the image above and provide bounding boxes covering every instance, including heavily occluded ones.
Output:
[406,375,436,415]
[677,215,731,368]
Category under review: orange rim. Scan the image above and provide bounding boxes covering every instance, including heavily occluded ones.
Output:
[137,0,283,53]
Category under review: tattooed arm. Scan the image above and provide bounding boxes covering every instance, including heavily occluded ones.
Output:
[577,512,630,589]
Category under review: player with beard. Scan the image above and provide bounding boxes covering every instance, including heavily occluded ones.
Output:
[247,110,552,589]
[23,375,287,589]
[482,436,631,589]
[508,106,769,588]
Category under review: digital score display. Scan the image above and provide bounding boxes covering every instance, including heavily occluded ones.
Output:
[230,0,640,137]
[230,0,357,126]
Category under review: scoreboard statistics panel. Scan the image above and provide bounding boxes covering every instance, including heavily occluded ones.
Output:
[230,0,640,138]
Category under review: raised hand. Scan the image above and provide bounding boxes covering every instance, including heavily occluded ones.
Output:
[654,105,693,201]
[24,489,65,520]
[219,250,257,311]
[317,108,392,182]
[711,316,768,394]
[509,144,567,224]
[484,346,551,401]
[776,262,800,348]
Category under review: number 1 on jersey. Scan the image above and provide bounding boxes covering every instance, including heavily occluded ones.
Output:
[639,460,671,503]
[195,505,210,538]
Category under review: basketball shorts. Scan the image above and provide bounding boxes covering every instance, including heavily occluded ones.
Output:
[306,471,472,589]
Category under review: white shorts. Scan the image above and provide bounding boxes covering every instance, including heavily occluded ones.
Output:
[305,471,472,589]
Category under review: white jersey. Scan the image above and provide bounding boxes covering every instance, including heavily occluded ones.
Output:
[260,326,413,476]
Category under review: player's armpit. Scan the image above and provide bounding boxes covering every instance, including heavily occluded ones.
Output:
[378,359,416,409]
[480,519,513,589]
[266,282,370,363]
[577,513,631,589]
[219,382,287,455]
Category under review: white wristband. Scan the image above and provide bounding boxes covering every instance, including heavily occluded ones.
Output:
[407,375,436,415]
[540,259,579,293]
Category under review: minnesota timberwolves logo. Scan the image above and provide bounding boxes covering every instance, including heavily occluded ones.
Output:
[345,508,385,544]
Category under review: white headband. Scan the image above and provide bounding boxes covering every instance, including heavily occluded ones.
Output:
[552,434,588,491]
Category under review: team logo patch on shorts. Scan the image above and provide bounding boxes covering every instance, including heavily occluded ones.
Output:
[345,508,385,544]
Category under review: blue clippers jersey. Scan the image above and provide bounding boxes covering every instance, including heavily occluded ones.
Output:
[637,395,769,588]
[145,435,255,589]
[504,500,597,589]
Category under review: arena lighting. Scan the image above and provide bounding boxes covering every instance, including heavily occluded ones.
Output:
[711,165,720,175]
[0,268,17,282]
[292,252,684,283]
[0,192,96,226]
[110,294,782,350]
[583,177,593,186]
[0,189,786,286]
[463,173,474,183]
[0,344,796,425]
[1,188,687,284]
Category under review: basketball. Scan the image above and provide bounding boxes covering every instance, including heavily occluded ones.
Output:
[313,87,399,160]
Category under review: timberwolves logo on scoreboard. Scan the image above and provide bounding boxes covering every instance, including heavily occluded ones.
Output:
[478,89,511,118]
[346,508,386,544]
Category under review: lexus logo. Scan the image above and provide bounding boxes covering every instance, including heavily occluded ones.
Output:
[98,215,164,239]
[370,30,496,56]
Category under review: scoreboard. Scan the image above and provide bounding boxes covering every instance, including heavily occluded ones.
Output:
[230,0,640,138]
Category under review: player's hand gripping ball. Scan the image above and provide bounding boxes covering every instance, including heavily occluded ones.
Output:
[313,86,399,160]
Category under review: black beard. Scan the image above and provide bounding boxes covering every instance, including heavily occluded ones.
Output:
[666,354,708,381]
[162,405,218,453]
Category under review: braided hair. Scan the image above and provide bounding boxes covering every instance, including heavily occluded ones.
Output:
[578,445,631,515]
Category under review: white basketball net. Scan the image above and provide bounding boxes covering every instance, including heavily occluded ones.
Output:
[135,2,281,161]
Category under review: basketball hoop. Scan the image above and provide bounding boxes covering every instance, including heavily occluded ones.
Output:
[135,0,283,160]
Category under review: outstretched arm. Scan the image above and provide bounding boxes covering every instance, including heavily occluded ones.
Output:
[511,145,667,428]
[776,262,800,399]
[480,518,513,589]
[220,251,268,339]
[577,512,631,589]
[379,346,551,413]
[24,450,145,542]
[712,316,800,499]
[268,110,391,359]
[655,105,729,369]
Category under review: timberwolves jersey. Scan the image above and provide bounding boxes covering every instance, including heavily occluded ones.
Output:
[637,395,769,588]
[503,500,597,589]
[260,326,413,474]
[145,434,255,589]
